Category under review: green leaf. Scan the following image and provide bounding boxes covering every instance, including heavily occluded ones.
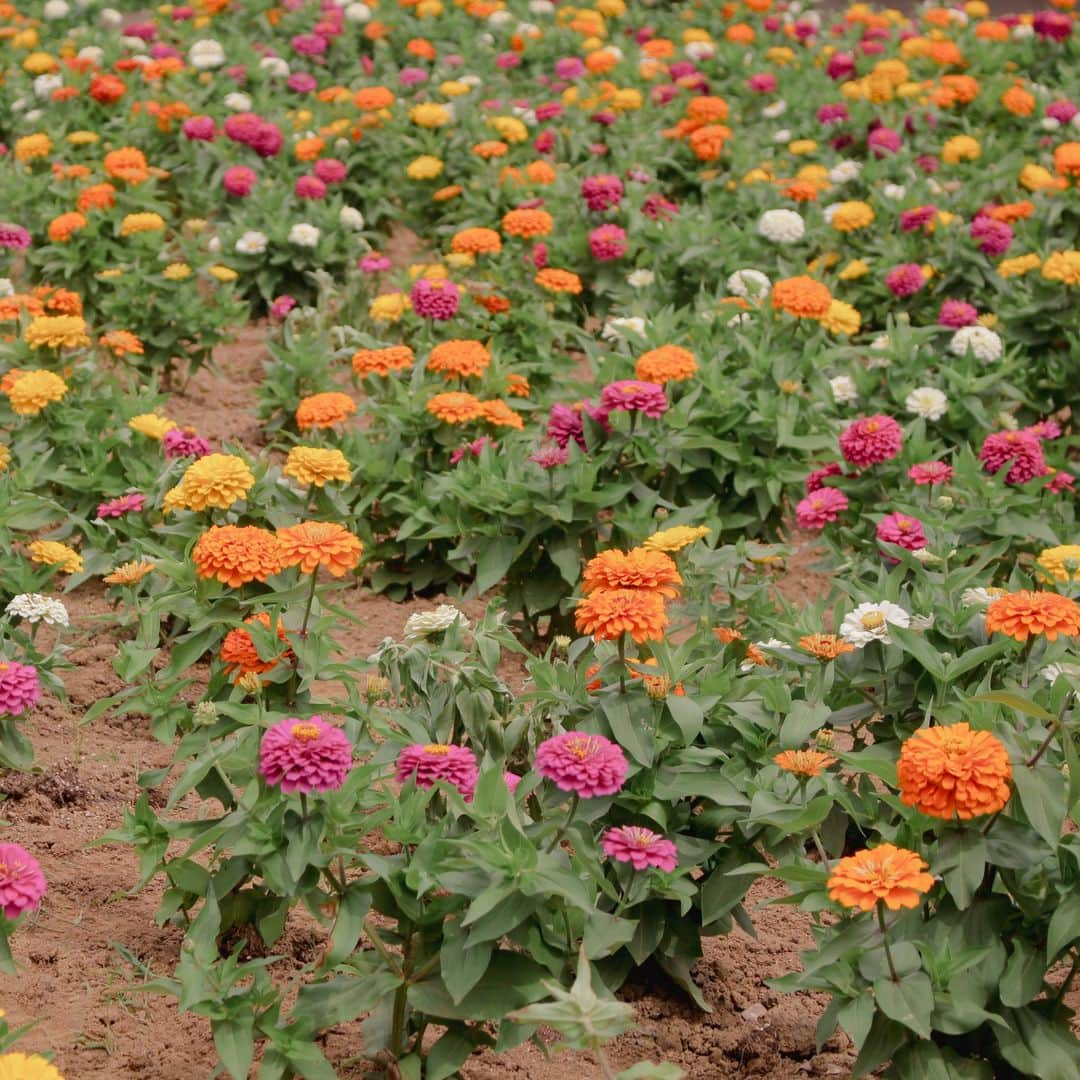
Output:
[603,699,654,766]
[1000,940,1044,1008]
[666,696,705,743]
[934,830,987,911]
[890,1043,993,1079]
[291,970,402,1029]
[838,994,874,1051]
[873,972,932,1038]
[779,701,831,749]
[475,537,518,593]
[996,1006,1080,1080]
[213,1015,255,1080]
[1012,764,1066,848]
[426,1029,479,1080]
[321,886,371,970]
[852,1012,908,1078]
[1047,892,1080,962]
[409,952,548,1020]
[967,692,1056,723]
[890,626,947,681]
[441,915,493,1005]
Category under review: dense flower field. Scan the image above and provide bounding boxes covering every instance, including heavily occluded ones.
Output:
[1,0,1079,1077]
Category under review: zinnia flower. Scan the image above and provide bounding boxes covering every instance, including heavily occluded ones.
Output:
[277,522,363,577]
[908,462,952,486]
[827,844,934,911]
[839,414,903,468]
[600,380,668,418]
[427,340,490,380]
[535,732,628,798]
[395,743,478,800]
[174,453,254,511]
[1036,545,1080,583]
[839,601,910,646]
[771,276,831,318]
[582,548,681,597]
[259,716,352,794]
[0,1052,64,1079]
[28,540,82,574]
[774,749,837,776]
[897,723,1012,820]
[220,612,292,682]
[876,512,927,553]
[96,493,145,519]
[296,392,356,431]
[411,278,460,320]
[103,561,155,586]
[796,488,848,530]
[635,346,697,385]
[23,316,90,350]
[979,431,1045,485]
[0,660,40,716]
[985,591,1080,642]
[283,446,351,488]
[798,634,855,660]
[601,825,677,871]
[352,346,414,378]
[642,525,710,553]
[162,427,211,459]
[427,391,483,424]
[885,263,926,298]
[574,588,669,643]
[7,370,68,415]
[192,525,284,587]
[0,841,47,919]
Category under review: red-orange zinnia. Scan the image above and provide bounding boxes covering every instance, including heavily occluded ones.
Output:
[984,590,1080,642]
[575,588,669,644]
[582,548,682,598]
[827,844,935,912]
[277,522,363,577]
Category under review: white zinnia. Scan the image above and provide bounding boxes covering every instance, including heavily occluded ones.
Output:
[757,209,804,244]
[99,7,123,28]
[726,269,771,298]
[402,605,467,641]
[77,46,105,65]
[829,376,858,405]
[189,39,226,70]
[6,593,70,626]
[529,0,556,14]
[260,57,290,78]
[839,601,910,647]
[224,92,253,113]
[949,326,1002,363]
[0,278,14,297]
[34,74,64,99]
[339,206,365,230]
[343,2,372,22]
[762,100,787,119]
[601,317,646,341]
[627,269,655,288]
[882,184,907,200]
[828,160,861,184]
[961,587,1006,610]
[43,0,70,18]
[685,41,715,62]
[235,231,269,255]
[288,223,320,248]
[905,386,948,421]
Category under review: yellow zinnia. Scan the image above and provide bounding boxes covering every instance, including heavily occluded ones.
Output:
[129,413,177,439]
[119,212,166,237]
[174,453,255,511]
[24,316,90,350]
[642,525,711,553]
[406,155,444,180]
[1042,251,1080,286]
[1036,545,1080,583]
[818,300,862,336]
[28,539,83,574]
[283,446,351,488]
[7,371,69,415]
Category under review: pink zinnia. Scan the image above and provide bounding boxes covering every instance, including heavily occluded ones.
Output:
[970,216,1013,257]
[0,223,31,250]
[938,300,977,328]
[827,53,856,80]
[163,427,211,459]
[0,661,40,716]
[314,158,346,184]
[885,263,926,298]
[600,380,667,419]
[806,462,844,493]
[0,842,46,920]
[748,73,777,93]
[1027,420,1061,441]
[251,121,283,158]
[287,72,317,94]
[581,174,624,212]
[530,444,569,469]
[270,294,297,320]
[395,743,478,801]
[588,224,627,262]
[360,254,392,273]
[839,414,903,468]
[899,205,937,233]
[980,431,1046,485]
[535,732,628,798]
[410,278,460,321]
[876,512,927,552]
[817,103,849,125]
[449,436,494,465]
[548,403,585,450]
[641,193,678,221]
[97,492,145,519]
[258,716,352,794]
[1046,470,1075,495]
[295,175,327,200]
[1047,101,1077,124]
[504,771,522,794]
[796,488,849,530]
[908,461,952,486]
[223,165,256,196]
[182,115,216,141]
[602,825,678,871]
[868,126,901,156]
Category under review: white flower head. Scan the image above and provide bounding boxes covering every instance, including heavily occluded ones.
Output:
[685,41,715,62]
[260,56,290,78]
[1012,23,1034,39]
[828,160,862,184]
[488,10,513,27]
[288,223,321,248]
[882,184,907,200]
[34,74,64,99]
[830,375,858,405]
[762,100,787,119]
[529,0,556,15]
[43,0,71,18]
[339,206,365,230]
[189,39,226,70]
[960,587,1007,610]
[344,2,372,22]
[6,593,70,626]
[757,209,805,244]
[235,231,269,255]
[772,128,792,144]
[99,7,123,29]
[402,605,468,641]
[905,386,948,421]
[726,269,771,299]
[1041,117,1061,132]
[77,45,105,65]
[224,92,253,113]
[0,278,15,298]
[839,601,910,647]
[627,268,655,288]
[949,326,1002,363]
[602,316,646,341]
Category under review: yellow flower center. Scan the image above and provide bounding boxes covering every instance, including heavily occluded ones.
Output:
[865,421,879,433]
[861,612,885,630]
[424,743,451,755]
[290,722,321,742]
[566,735,597,760]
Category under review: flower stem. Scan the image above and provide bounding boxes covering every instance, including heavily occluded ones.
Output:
[877,901,900,983]
[617,633,626,694]
[299,568,319,638]
[545,792,580,853]
[1026,691,1073,768]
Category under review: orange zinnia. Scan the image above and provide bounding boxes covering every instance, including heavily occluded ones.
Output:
[76,182,117,213]
[574,588,669,644]
[985,590,1080,642]
[583,548,682,598]
[220,612,293,682]
[296,391,357,431]
[534,268,583,294]
[774,749,837,776]
[799,634,856,660]
[99,330,143,356]
[47,212,88,243]
[427,339,490,380]
[897,722,1012,821]
[502,208,554,238]
[103,146,150,184]
[192,526,284,588]
[635,346,698,385]
[426,391,483,424]
[478,399,523,430]
[354,86,394,110]
[688,124,732,161]
[277,521,363,577]
[451,227,502,255]
[827,844,935,912]
[352,345,414,377]
[772,276,832,318]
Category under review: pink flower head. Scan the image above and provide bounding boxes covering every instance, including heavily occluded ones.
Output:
[817,103,849,125]
[270,294,298,320]
[287,72,317,94]
[314,158,346,184]
[1046,470,1076,495]
[0,661,40,717]
[0,223,31,250]
[449,436,494,465]
[868,126,901,156]
[399,66,428,87]
[1034,10,1072,41]
[908,461,952,486]
[1047,101,1078,124]
[548,403,585,450]
[581,174,624,212]
[602,825,678,871]
[1026,420,1062,441]
[555,57,586,80]
[534,129,556,154]
[876,512,927,552]
[360,253,392,273]
[589,224,627,262]
[410,278,460,321]
[531,242,549,269]
[223,165,256,196]
[223,112,262,145]
[971,216,1013,257]
[980,431,1046,485]
[291,32,328,56]
[806,462,844,493]
[0,842,46,920]
[182,115,216,141]
[258,716,352,794]
[796,488,849,530]
[899,205,937,233]
[748,72,777,93]
[600,380,667,419]
[504,771,522,794]
[938,300,978,328]
[97,492,145,519]
[395,743,478,801]
[839,414,903,468]
[251,121,283,158]
[641,193,678,221]
[530,444,569,469]
[827,53,856,80]
[295,175,327,200]
[536,102,563,122]
[885,263,926,298]
[163,426,211,459]
[535,732,628,798]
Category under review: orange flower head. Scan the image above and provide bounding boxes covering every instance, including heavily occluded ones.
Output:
[451,227,502,255]
[220,612,293,682]
[77,182,117,213]
[771,276,832,318]
[426,391,484,424]
[192,525,284,588]
[296,391,357,431]
[427,339,490,380]
[534,268,583,294]
[798,633,856,660]
[1053,142,1080,178]
[688,124,732,161]
[827,844,935,912]
[502,208,554,238]
[505,373,530,398]
[47,211,88,243]
[277,521,363,577]
[985,590,1080,642]
[574,588,669,644]
[635,345,698,385]
[478,399,523,429]
[582,548,682,598]
[897,722,1012,821]
[354,86,395,110]
[713,626,745,645]
[103,147,150,184]
[774,749,837,776]
[686,95,730,125]
[352,345,414,377]
[99,330,143,356]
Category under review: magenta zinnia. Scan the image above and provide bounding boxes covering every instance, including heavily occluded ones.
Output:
[599,380,668,419]
[395,743,478,801]
[0,841,46,919]
[839,414,903,468]
[0,660,40,717]
[602,825,678,871]
[535,732,628,798]
[258,716,352,794]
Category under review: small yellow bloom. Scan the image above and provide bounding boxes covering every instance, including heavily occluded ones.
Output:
[28,539,83,574]
[818,300,861,336]
[788,139,818,156]
[440,80,471,98]
[941,135,981,165]
[14,133,52,162]
[24,316,90,350]
[67,130,101,145]
[997,253,1042,279]
[1018,163,1060,192]
[22,52,58,75]
[642,525,711,553]
[977,314,999,329]
[0,443,10,472]
[838,259,870,281]
[129,413,177,440]
[830,201,875,232]
[103,560,156,586]
[488,116,529,143]
[407,155,444,181]
[163,262,192,280]
[369,292,411,323]
[409,103,451,128]
[7,371,69,416]
[120,212,166,237]
[209,265,238,283]
[173,453,255,512]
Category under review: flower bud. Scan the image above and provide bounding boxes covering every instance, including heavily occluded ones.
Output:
[643,673,671,700]
[193,701,218,727]
[237,671,263,695]
[363,674,391,703]
[935,494,954,510]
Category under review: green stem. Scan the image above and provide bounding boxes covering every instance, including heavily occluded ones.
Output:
[545,792,581,854]
[877,902,900,983]
[617,633,626,695]
[363,917,404,977]
[810,830,832,873]
[300,569,320,638]
[1026,691,1073,768]
[389,926,415,1062]
[596,1045,619,1080]
[299,791,309,821]
[1021,637,1034,689]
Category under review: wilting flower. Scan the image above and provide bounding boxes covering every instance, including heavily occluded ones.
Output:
[529,445,569,469]
[796,488,848,530]
[103,561,155,587]
[0,660,40,716]
[0,842,47,919]
[395,743,478,800]
[582,548,681,597]
[192,525,283,587]
[897,723,1012,821]
[535,732,628,798]
[601,826,677,871]
[642,525,710,553]
[774,748,837,776]
[600,380,667,418]
[575,588,669,644]
[173,453,254,511]
[985,591,1080,642]
[839,601,911,646]
[839,415,903,468]
[284,446,351,488]
[5,593,69,626]
[1036,545,1080,583]
[798,634,855,660]
[827,844,934,911]
[28,540,82,574]
[259,716,352,794]
[402,605,467,640]
[277,522,363,577]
